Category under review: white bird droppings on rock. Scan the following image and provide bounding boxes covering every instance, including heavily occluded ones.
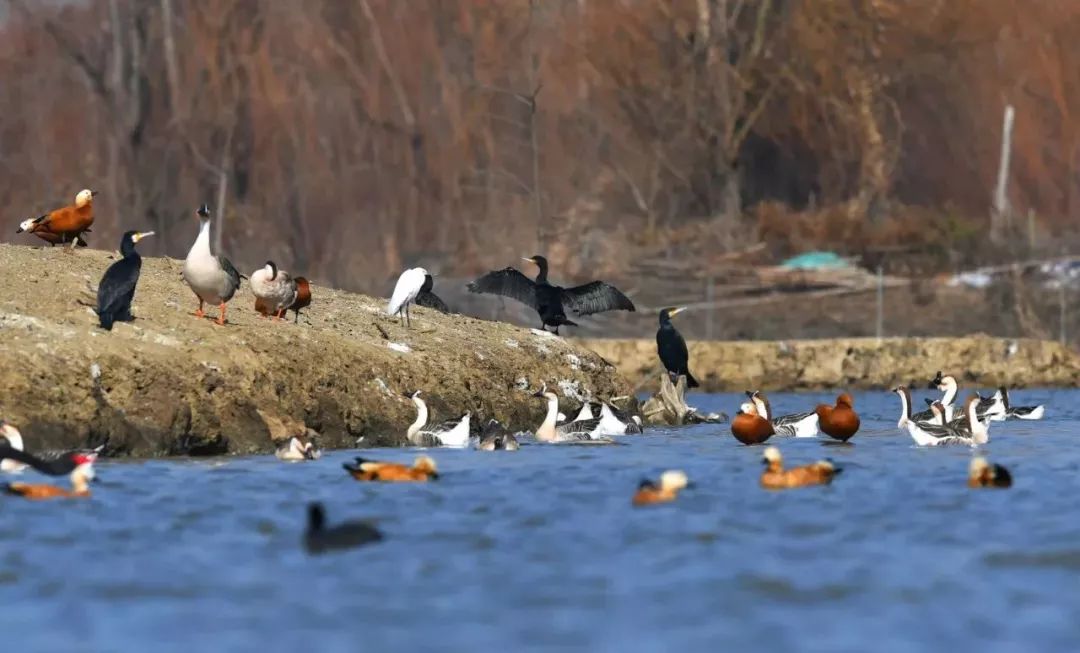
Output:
[504,339,519,348]
[565,353,581,370]
[557,379,589,402]
[90,363,101,380]
[515,377,529,391]
[387,342,411,353]
[530,328,557,338]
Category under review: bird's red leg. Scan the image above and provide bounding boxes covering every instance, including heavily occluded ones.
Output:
[194,298,205,319]
[216,303,227,326]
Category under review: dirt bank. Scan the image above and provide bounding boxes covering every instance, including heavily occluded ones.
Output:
[578,336,1080,392]
[0,244,629,457]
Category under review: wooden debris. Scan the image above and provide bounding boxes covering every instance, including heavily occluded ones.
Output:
[641,374,726,426]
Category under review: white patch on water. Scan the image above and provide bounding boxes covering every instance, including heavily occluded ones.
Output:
[387,342,411,353]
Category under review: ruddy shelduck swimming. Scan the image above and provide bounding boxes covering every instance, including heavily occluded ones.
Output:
[816,393,861,442]
[967,457,1012,489]
[16,189,96,249]
[731,401,773,445]
[759,446,842,490]
[632,470,691,506]
[343,455,438,482]
[4,455,95,500]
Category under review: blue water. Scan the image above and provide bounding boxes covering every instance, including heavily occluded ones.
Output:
[2,389,1079,652]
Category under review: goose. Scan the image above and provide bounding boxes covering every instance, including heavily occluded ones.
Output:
[815,393,860,442]
[477,420,520,451]
[250,261,298,321]
[967,457,1012,488]
[597,402,644,435]
[0,421,27,473]
[256,276,311,323]
[387,267,428,328]
[911,372,959,422]
[4,455,95,500]
[403,391,471,448]
[731,401,773,445]
[997,387,1045,421]
[760,446,842,490]
[468,255,634,334]
[96,230,154,330]
[182,205,243,326]
[303,503,383,554]
[275,435,320,461]
[748,391,819,437]
[0,427,101,478]
[894,388,987,446]
[632,470,691,506]
[532,385,610,442]
[343,455,438,482]
[16,188,96,249]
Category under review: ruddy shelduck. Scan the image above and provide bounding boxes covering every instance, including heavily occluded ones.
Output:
[967,457,1012,489]
[731,401,773,445]
[4,455,95,500]
[759,446,842,490]
[632,470,691,506]
[343,455,438,482]
[816,393,861,442]
[16,189,97,249]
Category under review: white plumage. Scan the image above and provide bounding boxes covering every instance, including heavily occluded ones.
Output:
[387,267,428,327]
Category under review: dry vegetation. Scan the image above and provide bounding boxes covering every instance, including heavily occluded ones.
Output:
[0,1,1078,314]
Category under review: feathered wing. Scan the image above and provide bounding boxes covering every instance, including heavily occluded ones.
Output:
[467,268,539,310]
[217,255,243,300]
[415,290,451,313]
[96,258,140,328]
[562,281,635,316]
[388,268,424,315]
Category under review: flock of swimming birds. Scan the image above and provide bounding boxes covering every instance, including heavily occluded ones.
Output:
[0,189,1048,553]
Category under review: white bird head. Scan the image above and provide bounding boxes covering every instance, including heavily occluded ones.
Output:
[75,189,96,207]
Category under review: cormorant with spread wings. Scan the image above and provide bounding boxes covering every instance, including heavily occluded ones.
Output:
[468,255,635,333]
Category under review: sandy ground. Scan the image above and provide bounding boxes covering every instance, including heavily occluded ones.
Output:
[0,244,629,457]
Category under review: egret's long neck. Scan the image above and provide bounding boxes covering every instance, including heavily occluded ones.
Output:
[407,398,428,439]
[941,382,957,406]
[190,219,212,257]
[536,396,559,441]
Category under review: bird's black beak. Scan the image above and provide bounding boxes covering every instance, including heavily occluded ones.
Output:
[14,227,22,233]
[197,204,210,218]
[91,191,99,197]
[532,390,545,398]
[744,390,755,398]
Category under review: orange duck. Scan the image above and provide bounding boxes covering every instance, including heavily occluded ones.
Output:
[759,446,842,490]
[632,470,691,506]
[256,276,312,323]
[343,455,438,482]
[967,457,1012,489]
[731,400,773,445]
[16,189,97,249]
[4,454,95,500]
[815,393,861,442]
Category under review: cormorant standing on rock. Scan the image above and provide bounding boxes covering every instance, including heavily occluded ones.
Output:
[467,255,635,334]
[96,230,154,330]
[656,307,698,388]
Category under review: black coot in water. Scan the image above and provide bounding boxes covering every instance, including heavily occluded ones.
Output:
[96,230,154,330]
[656,307,698,388]
[468,255,635,334]
[304,503,383,554]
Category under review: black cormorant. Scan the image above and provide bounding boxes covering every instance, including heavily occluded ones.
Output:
[97,230,154,330]
[415,273,450,313]
[303,503,383,554]
[467,255,635,333]
[657,307,698,388]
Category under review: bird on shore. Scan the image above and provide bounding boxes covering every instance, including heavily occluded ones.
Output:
[387,267,429,328]
[815,393,860,442]
[256,276,312,323]
[748,391,818,437]
[16,189,96,249]
[183,205,243,326]
[415,273,450,314]
[96,230,154,330]
[731,401,774,445]
[250,261,298,322]
[467,255,635,334]
[403,391,471,448]
[656,307,698,388]
[3,453,97,500]
[343,455,439,482]
[303,503,383,554]
[477,419,519,451]
[759,446,842,490]
[275,435,321,461]
[632,470,691,506]
[967,457,1012,488]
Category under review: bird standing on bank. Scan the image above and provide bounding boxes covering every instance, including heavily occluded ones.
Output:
[656,307,698,388]
[250,261,298,322]
[182,205,243,326]
[468,255,635,334]
[387,267,429,328]
[96,230,154,330]
[415,273,450,314]
[16,189,97,249]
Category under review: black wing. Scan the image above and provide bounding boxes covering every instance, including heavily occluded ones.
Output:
[0,446,74,476]
[97,258,140,322]
[467,268,538,310]
[217,256,243,297]
[415,290,451,314]
[562,281,635,316]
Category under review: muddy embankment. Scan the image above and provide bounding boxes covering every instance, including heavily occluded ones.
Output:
[578,336,1080,392]
[0,244,630,457]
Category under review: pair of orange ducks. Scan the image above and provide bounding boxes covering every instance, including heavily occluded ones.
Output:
[732,392,860,445]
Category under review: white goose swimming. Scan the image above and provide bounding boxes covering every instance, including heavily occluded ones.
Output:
[996,387,1045,421]
[533,386,611,443]
[182,204,243,326]
[894,387,987,446]
[748,391,818,437]
[911,372,959,422]
[597,402,644,435]
[403,391,471,448]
